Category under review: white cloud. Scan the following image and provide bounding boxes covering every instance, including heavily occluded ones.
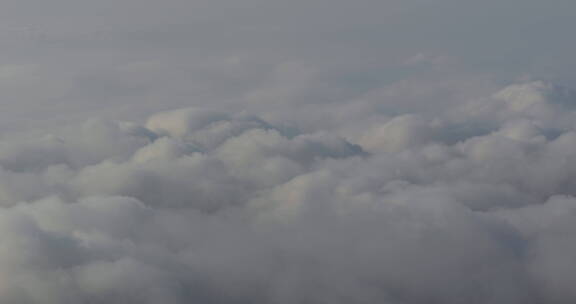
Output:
[0,80,572,302]
[0,0,575,302]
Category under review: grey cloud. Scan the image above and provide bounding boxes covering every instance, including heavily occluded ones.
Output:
[0,81,573,302]
[0,0,576,302]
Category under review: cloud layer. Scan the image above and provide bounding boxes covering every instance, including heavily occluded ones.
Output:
[0,80,575,303]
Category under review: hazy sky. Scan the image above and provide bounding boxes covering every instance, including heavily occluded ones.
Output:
[0,0,574,129]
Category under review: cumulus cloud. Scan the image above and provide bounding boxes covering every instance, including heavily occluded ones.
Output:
[0,80,575,303]
[0,0,576,301]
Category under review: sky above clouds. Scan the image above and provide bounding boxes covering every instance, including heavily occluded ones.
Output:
[1,1,576,303]
[0,0,574,129]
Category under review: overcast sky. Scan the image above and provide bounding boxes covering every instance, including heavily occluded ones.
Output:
[0,0,574,130]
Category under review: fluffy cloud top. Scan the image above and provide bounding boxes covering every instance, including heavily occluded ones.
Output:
[0,81,575,303]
